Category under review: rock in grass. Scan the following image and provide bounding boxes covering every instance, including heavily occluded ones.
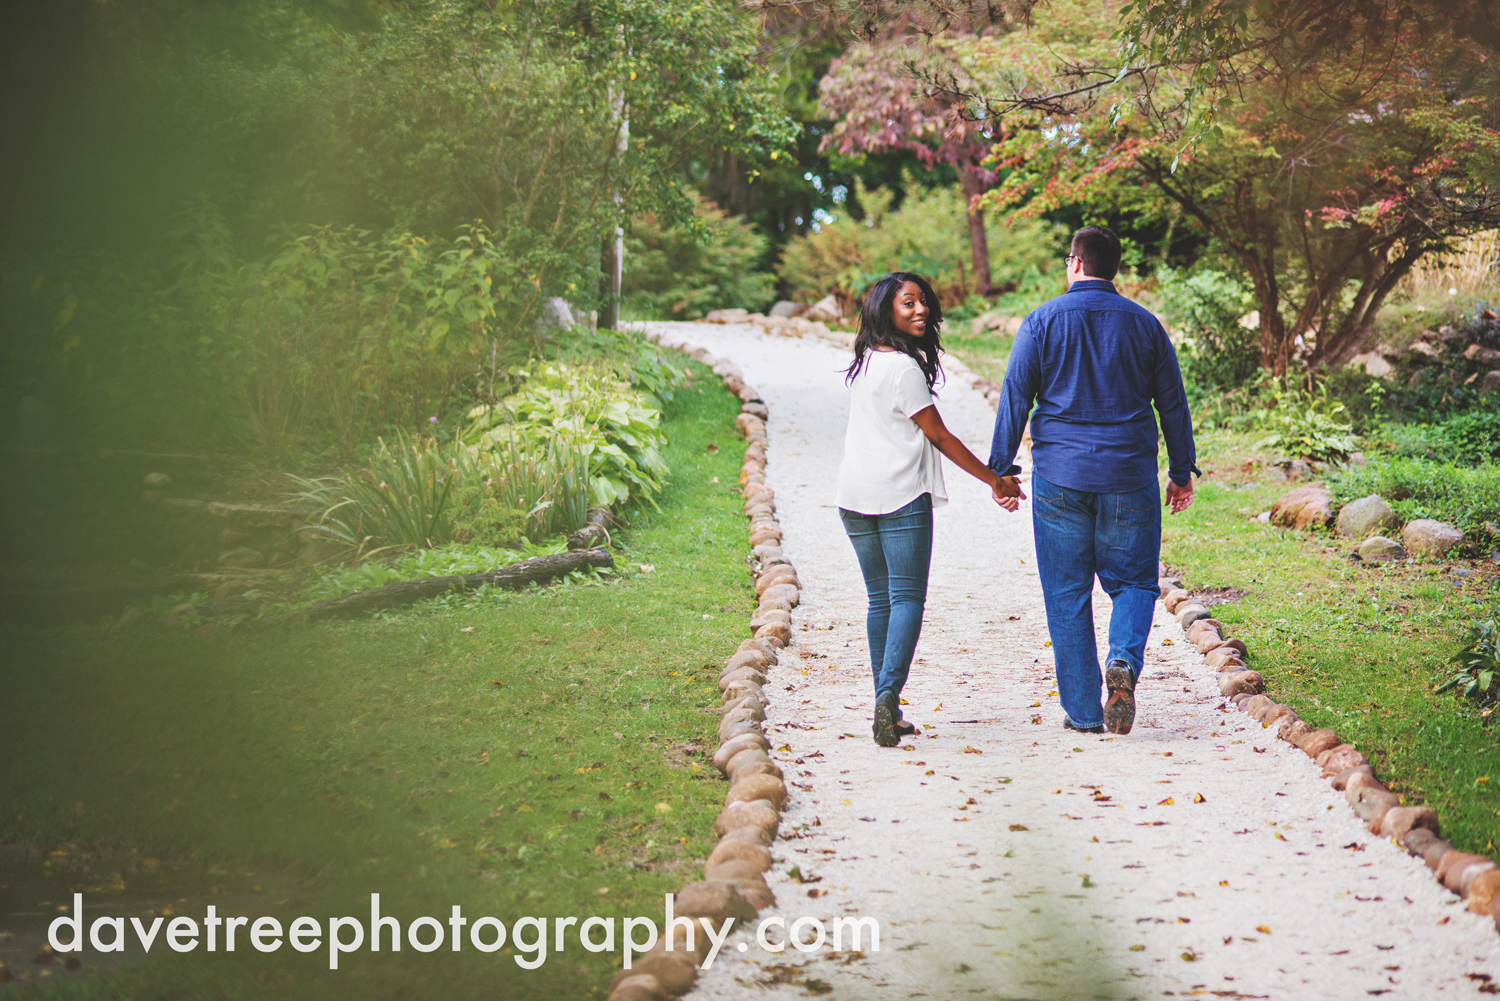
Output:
[1279,717,1311,744]
[761,583,800,607]
[724,748,773,778]
[1298,729,1342,758]
[1348,786,1400,831]
[1468,870,1500,915]
[749,610,792,633]
[706,837,773,873]
[1335,495,1400,540]
[1424,839,1456,870]
[1344,770,1384,795]
[715,799,779,838]
[1219,672,1262,698]
[712,732,770,773]
[1380,806,1440,842]
[611,955,696,997]
[725,649,773,673]
[1205,637,1248,658]
[1207,648,1248,670]
[1242,694,1272,716]
[727,773,787,809]
[757,596,793,615]
[1319,746,1367,777]
[749,529,783,548]
[754,622,792,645]
[1262,705,1297,728]
[1270,486,1334,530]
[608,974,667,1001]
[1402,518,1465,557]
[1329,764,1374,791]
[1357,535,1407,562]
[721,823,774,847]
[738,638,780,659]
[719,666,768,690]
[755,566,799,593]
[670,880,758,929]
[1402,826,1440,853]
[1177,605,1210,629]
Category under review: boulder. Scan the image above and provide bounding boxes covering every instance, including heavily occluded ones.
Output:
[726,773,787,809]
[712,732,770,773]
[1335,495,1400,540]
[1379,806,1440,842]
[608,974,667,1001]
[612,953,697,997]
[1402,519,1465,557]
[1468,870,1500,915]
[1463,343,1500,363]
[670,880,758,929]
[1357,536,1406,562]
[1219,671,1263,697]
[1298,729,1342,758]
[1270,487,1333,530]
[706,837,773,873]
[1483,370,1500,393]
[1329,764,1373,790]
[714,799,779,838]
[803,295,842,323]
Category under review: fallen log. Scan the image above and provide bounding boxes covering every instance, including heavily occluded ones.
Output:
[261,548,613,624]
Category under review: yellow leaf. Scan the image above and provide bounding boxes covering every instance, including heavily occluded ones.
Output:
[1256,925,1271,934]
[1158,797,1174,805]
[1129,944,1145,952]
[1193,792,1206,803]
[655,803,672,814]
[438,838,460,849]
[1029,701,1041,708]
[840,799,851,805]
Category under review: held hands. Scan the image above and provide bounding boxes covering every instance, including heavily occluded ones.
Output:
[991,474,1025,512]
[1165,478,1194,514]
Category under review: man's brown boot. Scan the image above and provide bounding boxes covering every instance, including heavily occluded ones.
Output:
[1104,660,1136,735]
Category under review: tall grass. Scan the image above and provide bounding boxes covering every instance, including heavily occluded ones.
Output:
[1330,457,1500,539]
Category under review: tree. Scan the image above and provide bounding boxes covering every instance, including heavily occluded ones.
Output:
[819,35,1004,294]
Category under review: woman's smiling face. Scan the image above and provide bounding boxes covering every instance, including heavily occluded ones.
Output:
[891,280,929,338]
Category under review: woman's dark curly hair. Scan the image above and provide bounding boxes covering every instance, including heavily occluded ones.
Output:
[843,272,944,391]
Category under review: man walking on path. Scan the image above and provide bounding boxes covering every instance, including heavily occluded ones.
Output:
[988,226,1199,735]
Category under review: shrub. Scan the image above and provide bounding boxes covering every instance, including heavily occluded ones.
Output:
[1157,269,1261,404]
[1437,612,1500,704]
[1256,383,1359,461]
[777,177,1067,306]
[622,194,777,320]
[1330,457,1500,536]
[465,363,670,510]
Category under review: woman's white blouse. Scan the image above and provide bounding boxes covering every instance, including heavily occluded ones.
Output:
[834,349,948,516]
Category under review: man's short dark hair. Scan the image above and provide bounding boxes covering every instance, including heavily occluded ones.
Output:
[1070,226,1122,281]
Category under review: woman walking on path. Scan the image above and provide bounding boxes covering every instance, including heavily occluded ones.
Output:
[835,272,1024,747]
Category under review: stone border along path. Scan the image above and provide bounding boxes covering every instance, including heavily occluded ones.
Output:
[606,320,1499,1001]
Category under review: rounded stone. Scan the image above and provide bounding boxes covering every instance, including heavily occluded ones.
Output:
[727,773,787,809]
[608,974,667,1001]
[1242,694,1273,716]
[1424,839,1456,870]
[724,747,772,777]
[755,566,799,594]
[1163,589,1191,612]
[670,880,758,927]
[718,667,767,691]
[737,638,779,659]
[715,799,779,838]
[1358,535,1407,562]
[1402,518,1465,557]
[1220,672,1262,697]
[755,622,792,645]
[1320,746,1368,777]
[718,719,762,743]
[1178,606,1210,629]
[706,837,773,873]
[720,701,765,723]
[1380,806,1440,843]
[721,824,774,847]
[757,596,793,614]
[1208,648,1249,669]
[1468,870,1500,915]
[1329,764,1373,790]
[721,679,766,704]
[1335,495,1400,540]
[1298,729,1342,758]
[1279,717,1311,744]
[725,649,773,672]
[612,955,696,997]
[761,583,800,607]
[712,732,771,773]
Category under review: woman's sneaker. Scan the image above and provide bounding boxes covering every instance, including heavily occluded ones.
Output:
[874,690,899,747]
[1104,660,1136,735]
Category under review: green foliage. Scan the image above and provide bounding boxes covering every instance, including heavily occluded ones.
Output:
[777,177,1067,305]
[300,537,571,604]
[623,194,777,320]
[466,363,671,510]
[1437,613,1500,703]
[1443,413,1500,466]
[1256,383,1359,461]
[1157,269,1260,402]
[1331,457,1500,535]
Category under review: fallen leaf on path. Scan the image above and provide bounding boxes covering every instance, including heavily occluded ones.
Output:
[1128,944,1145,952]
[1256,925,1271,934]
[1193,793,1206,803]
[1029,701,1041,708]
[1009,824,1028,831]
[963,746,983,754]
[1158,797,1174,805]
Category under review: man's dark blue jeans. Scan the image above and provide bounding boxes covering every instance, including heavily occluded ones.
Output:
[839,493,933,700]
[1031,472,1160,729]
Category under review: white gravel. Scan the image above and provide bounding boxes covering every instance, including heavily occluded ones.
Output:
[643,320,1500,1001]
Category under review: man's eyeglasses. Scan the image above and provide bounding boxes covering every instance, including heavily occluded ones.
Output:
[1064,254,1079,265]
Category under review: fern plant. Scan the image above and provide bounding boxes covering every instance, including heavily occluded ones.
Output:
[1436,613,1500,703]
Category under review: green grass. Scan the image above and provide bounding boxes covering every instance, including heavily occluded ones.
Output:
[0,360,753,999]
[1162,429,1500,855]
[945,327,1014,383]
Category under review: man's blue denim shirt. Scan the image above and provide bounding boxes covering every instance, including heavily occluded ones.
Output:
[987,279,1200,493]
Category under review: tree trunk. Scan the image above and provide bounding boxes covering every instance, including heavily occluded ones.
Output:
[259,548,614,625]
[959,166,992,296]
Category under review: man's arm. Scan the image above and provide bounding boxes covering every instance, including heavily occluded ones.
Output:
[987,317,1042,478]
[1149,321,1201,511]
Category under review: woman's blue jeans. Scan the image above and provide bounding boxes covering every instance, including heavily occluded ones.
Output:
[839,493,933,700]
[1031,472,1161,729]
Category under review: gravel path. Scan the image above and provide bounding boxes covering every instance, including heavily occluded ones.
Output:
[644,321,1499,1001]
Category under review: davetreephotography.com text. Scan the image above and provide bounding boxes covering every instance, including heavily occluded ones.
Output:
[47,893,881,970]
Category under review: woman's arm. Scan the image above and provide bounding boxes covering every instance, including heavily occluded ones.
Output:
[912,405,1026,511]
